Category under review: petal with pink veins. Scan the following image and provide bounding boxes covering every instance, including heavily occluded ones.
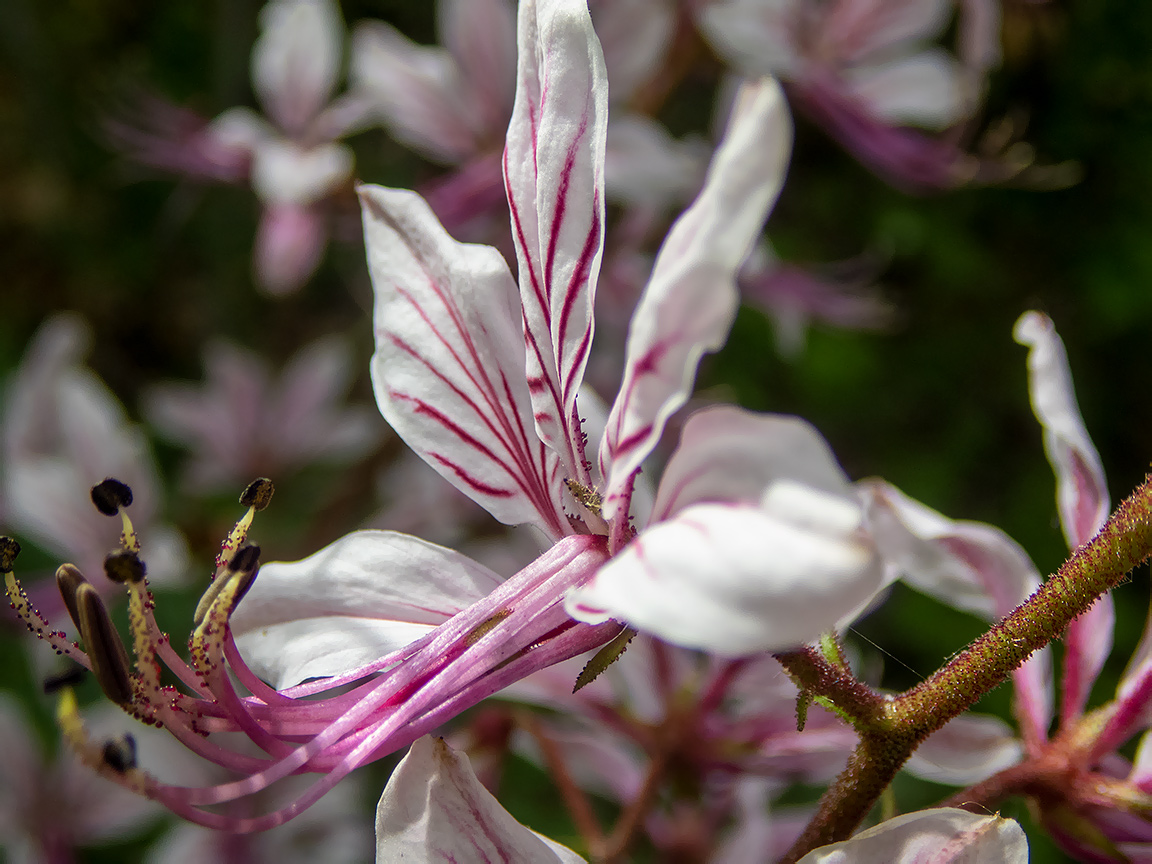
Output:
[1015,311,1111,723]
[231,530,504,688]
[651,406,852,523]
[567,492,882,655]
[599,78,792,519]
[796,808,1028,863]
[504,0,609,484]
[360,185,569,539]
[375,736,586,863]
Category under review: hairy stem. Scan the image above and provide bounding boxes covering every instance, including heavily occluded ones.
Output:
[780,474,1152,863]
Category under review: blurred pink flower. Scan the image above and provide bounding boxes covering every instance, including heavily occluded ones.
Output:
[697,0,991,189]
[143,335,381,493]
[1,315,187,606]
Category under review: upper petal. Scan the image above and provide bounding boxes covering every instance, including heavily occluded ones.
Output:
[1015,311,1112,723]
[252,0,344,135]
[846,50,967,130]
[797,808,1028,864]
[231,530,504,688]
[592,0,676,104]
[375,736,587,863]
[599,78,792,519]
[350,20,481,164]
[440,0,518,136]
[567,496,882,655]
[504,0,609,484]
[652,406,852,523]
[1013,311,1109,549]
[360,184,568,539]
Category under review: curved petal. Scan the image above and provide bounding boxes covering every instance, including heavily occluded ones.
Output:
[592,0,676,104]
[697,0,802,78]
[1013,311,1109,549]
[359,184,568,539]
[350,21,480,164]
[847,50,966,130]
[822,0,953,65]
[231,530,504,688]
[250,140,352,205]
[797,808,1028,864]
[567,495,882,656]
[1015,311,1112,723]
[905,713,1023,785]
[441,0,517,135]
[599,78,792,519]
[863,480,1054,749]
[652,406,852,523]
[376,737,587,863]
[252,0,343,135]
[504,0,609,483]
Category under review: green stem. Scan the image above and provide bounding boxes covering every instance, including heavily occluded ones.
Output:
[779,474,1152,863]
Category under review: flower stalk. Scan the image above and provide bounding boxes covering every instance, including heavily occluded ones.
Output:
[779,473,1152,863]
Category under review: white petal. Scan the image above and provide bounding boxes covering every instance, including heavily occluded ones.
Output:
[905,713,1023,785]
[847,51,967,130]
[652,406,852,522]
[797,808,1028,863]
[504,0,609,483]
[698,0,802,78]
[440,0,517,135]
[822,0,953,64]
[359,184,569,539]
[567,500,882,655]
[592,0,676,103]
[231,530,503,688]
[250,139,352,205]
[1013,311,1109,548]
[350,21,481,164]
[599,78,791,519]
[252,0,343,135]
[375,737,586,863]
[603,114,709,207]
[1015,312,1112,721]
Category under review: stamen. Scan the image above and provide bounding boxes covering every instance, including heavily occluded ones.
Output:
[56,564,88,633]
[191,545,261,676]
[3,537,86,662]
[44,665,87,694]
[90,478,141,554]
[564,479,603,516]
[104,550,146,584]
[90,478,133,515]
[102,734,138,773]
[56,687,149,794]
[216,479,274,571]
[573,625,635,692]
[75,582,134,705]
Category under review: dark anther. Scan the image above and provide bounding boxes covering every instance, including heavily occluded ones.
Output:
[240,477,275,510]
[76,583,134,705]
[103,550,146,584]
[90,479,134,516]
[102,734,138,773]
[43,664,87,694]
[56,564,89,633]
[230,544,261,574]
[0,537,20,573]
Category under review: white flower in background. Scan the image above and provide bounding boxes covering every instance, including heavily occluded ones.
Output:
[1,314,187,602]
[144,335,381,493]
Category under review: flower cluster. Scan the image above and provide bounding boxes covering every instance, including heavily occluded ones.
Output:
[5,0,1148,862]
